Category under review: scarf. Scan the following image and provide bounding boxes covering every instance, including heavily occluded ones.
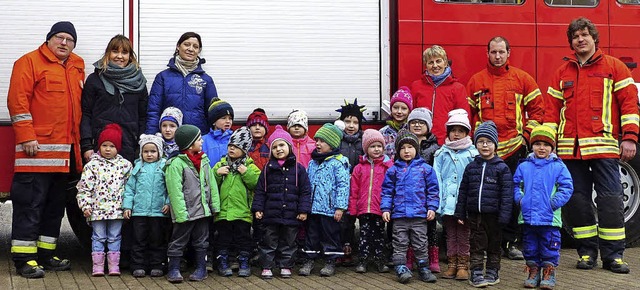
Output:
[444,136,473,151]
[311,148,340,164]
[385,119,405,131]
[343,130,362,144]
[427,66,451,88]
[227,156,247,173]
[185,150,204,173]
[174,55,200,77]
[94,61,147,104]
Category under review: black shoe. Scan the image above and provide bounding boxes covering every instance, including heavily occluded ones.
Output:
[40,256,71,271]
[504,246,524,260]
[603,258,630,274]
[18,260,45,278]
[576,255,597,270]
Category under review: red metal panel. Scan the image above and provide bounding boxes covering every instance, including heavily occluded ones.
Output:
[0,126,15,193]
[399,21,423,45]
[397,44,424,89]
[609,1,640,81]
[398,0,423,20]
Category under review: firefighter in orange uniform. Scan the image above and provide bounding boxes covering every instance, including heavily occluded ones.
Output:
[467,36,545,260]
[546,17,638,274]
[7,21,85,278]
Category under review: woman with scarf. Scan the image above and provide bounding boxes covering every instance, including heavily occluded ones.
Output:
[145,32,218,135]
[81,34,148,163]
[410,45,470,146]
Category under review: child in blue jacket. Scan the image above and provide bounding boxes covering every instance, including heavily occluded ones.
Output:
[123,134,170,278]
[513,125,573,289]
[381,129,439,284]
[202,97,234,166]
[298,123,350,277]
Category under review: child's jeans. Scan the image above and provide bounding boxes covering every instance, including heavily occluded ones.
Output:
[91,219,123,252]
[522,225,561,266]
[468,212,502,271]
[443,215,470,257]
[391,217,428,265]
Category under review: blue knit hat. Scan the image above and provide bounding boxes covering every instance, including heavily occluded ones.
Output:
[207,98,234,128]
[474,121,498,147]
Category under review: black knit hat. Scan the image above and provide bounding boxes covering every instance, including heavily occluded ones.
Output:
[207,98,234,128]
[336,98,366,122]
[175,125,201,151]
[395,129,419,154]
[46,21,77,44]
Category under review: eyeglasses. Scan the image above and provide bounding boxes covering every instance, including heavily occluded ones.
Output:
[410,121,427,127]
[52,34,75,45]
[477,140,494,146]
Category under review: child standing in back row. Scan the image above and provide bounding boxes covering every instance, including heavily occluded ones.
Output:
[513,125,573,290]
[202,97,234,166]
[380,87,413,159]
[76,124,133,277]
[158,107,183,158]
[455,121,513,288]
[433,109,477,281]
[381,129,439,284]
[287,109,316,168]
[349,129,393,274]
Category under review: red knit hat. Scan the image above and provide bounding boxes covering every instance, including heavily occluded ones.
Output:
[246,108,269,135]
[98,123,123,152]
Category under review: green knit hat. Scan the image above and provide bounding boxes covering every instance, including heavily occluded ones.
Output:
[530,125,556,149]
[314,123,343,149]
[175,124,201,151]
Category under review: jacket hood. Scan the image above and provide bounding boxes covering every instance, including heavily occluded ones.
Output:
[359,154,393,167]
[523,152,560,167]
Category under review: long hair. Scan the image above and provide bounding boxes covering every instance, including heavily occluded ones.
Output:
[99,34,139,71]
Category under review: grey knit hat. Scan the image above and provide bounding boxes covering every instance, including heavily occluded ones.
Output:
[229,126,253,153]
[474,121,498,147]
[408,107,434,131]
[139,134,164,159]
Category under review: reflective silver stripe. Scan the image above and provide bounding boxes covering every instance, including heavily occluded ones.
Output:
[11,240,37,247]
[578,137,619,146]
[15,158,69,167]
[523,89,541,106]
[303,250,321,254]
[547,87,563,100]
[621,114,640,127]
[38,235,57,244]
[10,113,33,123]
[614,77,634,92]
[324,251,345,255]
[15,144,71,152]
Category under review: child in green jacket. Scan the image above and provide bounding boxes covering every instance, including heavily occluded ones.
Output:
[213,126,261,277]
[164,125,220,283]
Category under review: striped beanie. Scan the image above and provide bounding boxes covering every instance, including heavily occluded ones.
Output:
[160,106,183,127]
[474,121,498,147]
[314,123,343,149]
[362,129,385,152]
[268,125,293,148]
[207,97,234,127]
[229,126,253,154]
[390,86,413,111]
[530,125,556,149]
[246,108,269,134]
[175,124,201,151]
[395,129,419,154]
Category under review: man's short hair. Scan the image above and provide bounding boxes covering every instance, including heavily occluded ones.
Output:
[487,36,510,52]
[567,17,599,49]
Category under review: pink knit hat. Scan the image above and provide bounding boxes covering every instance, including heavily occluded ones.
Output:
[362,129,385,152]
[390,86,413,111]
[268,125,293,148]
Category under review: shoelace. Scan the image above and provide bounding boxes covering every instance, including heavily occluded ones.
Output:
[542,265,555,280]
[523,265,538,280]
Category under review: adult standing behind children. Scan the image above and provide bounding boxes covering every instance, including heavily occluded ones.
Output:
[7,21,84,278]
[467,36,544,260]
[410,45,470,145]
[146,32,218,134]
[80,34,148,163]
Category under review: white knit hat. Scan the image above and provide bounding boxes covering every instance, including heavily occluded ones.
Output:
[445,109,471,132]
[139,134,164,159]
[287,109,309,131]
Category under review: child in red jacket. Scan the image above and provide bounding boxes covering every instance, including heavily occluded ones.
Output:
[349,129,394,274]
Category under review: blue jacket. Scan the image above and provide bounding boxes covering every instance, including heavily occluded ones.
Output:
[145,57,217,134]
[433,144,478,216]
[455,155,513,224]
[381,157,440,219]
[513,153,573,227]
[202,128,233,166]
[252,155,312,226]
[123,158,170,217]
[307,154,350,217]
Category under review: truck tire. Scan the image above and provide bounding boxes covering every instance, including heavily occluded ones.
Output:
[65,176,92,248]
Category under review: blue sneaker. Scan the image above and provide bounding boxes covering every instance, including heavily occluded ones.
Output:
[395,264,413,284]
[469,269,488,288]
[540,262,557,290]
[524,261,540,288]
[485,268,500,285]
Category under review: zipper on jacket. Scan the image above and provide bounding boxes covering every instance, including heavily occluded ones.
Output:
[478,161,487,213]
[367,160,374,213]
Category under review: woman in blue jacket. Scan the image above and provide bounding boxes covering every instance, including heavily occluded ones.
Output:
[145,32,218,134]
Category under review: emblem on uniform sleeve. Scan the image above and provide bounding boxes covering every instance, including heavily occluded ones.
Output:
[188,75,207,94]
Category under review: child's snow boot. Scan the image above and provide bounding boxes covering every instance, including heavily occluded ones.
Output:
[237,251,251,277]
[107,252,120,276]
[524,260,540,288]
[320,259,336,276]
[456,255,470,280]
[442,255,457,279]
[166,256,183,283]
[217,251,232,277]
[418,259,437,283]
[91,252,105,277]
[428,246,440,273]
[540,262,557,290]
[395,264,412,284]
[189,251,208,281]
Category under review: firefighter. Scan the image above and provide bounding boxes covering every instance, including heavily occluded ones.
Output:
[7,21,85,278]
[545,17,638,274]
[467,36,545,260]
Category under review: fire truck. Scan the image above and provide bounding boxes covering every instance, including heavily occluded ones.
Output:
[0,0,639,245]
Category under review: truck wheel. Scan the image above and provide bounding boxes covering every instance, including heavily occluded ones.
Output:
[64,177,92,248]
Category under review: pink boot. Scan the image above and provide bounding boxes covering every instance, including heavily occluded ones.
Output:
[429,246,440,273]
[107,252,121,276]
[406,248,415,270]
[92,252,105,276]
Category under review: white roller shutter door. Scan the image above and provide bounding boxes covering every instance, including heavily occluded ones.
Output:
[0,0,125,121]
[138,0,384,122]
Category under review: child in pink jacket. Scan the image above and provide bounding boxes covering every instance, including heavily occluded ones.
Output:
[348,129,394,273]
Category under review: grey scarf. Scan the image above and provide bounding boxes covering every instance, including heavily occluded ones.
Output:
[174,55,199,77]
[94,61,147,104]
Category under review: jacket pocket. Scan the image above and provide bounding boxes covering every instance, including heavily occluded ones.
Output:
[45,76,66,92]
[34,126,53,137]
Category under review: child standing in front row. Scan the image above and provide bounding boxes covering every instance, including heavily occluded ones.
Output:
[298,123,350,277]
[158,106,183,158]
[165,125,219,283]
[433,109,477,280]
[513,125,573,290]
[252,125,312,279]
[455,121,513,288]
[76,124,133,277]
[213,126,261,277]
[123,134,170,278]
[381,129,439,284]
[349,129,393,274]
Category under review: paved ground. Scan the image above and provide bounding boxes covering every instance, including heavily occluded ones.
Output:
[1,202,640,289]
